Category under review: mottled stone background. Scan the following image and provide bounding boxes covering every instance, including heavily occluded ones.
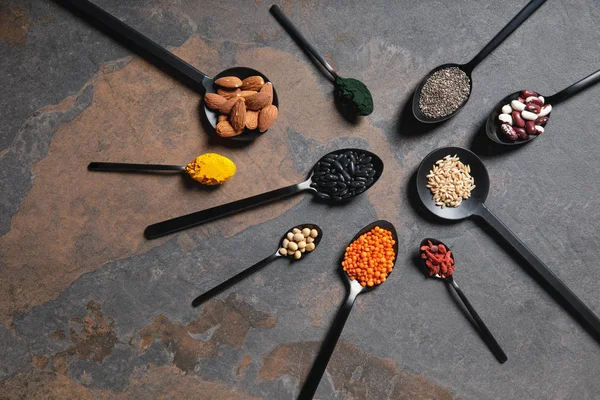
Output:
[1,0,600,399]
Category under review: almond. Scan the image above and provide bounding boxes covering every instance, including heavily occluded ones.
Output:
[239,90,258,98]
[217,87,241,100]
[215,76,242,88]
[216,121,242,137]
[258,105,278,132]
[218,96,243,115]
[259,82,273,106]
[204,93,227,110]
[229,98,246,132]
[245,92,270,111]
[241,76,265,91]
[245,110,259,130]
[217,114,228,122]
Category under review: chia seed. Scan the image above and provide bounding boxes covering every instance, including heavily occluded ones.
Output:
[418,67,471,118]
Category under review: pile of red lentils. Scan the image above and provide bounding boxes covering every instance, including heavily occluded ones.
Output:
[342,226,396,287]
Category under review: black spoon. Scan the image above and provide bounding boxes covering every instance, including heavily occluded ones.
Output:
[298,220,398,400]
[63,0,278,141]
[486,69,600,145]
[191,224,322,307]
[412,0,546,123]
[88,162,185,174]
[144,148,383,239]
[269,5,373,117]
[420,238,507,363]
[416,146,600,343]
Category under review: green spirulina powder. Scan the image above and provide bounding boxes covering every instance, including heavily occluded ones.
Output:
[334,77,374,116]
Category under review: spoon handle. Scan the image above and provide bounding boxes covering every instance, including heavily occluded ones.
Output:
[298,283,361,400]
[465,0,546,72]
[476,203,600,342]
[546,69,600,104]
[63,0,210,92]
[448,278,507,363]
[269,5,338,83]
[191,253,279,307]
[88,162,185,172]
[144,181,311,239]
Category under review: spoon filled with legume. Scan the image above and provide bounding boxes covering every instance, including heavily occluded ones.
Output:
[415,146,600,343]
[412,0,546,123]
[420,238,507,363]
[63,0,279,140]
[298,221,398,399]
[486,69,600,145]
[270,5,373,117]
[88,153,237,185]
[191,224,322,307]
[144,148,383,239]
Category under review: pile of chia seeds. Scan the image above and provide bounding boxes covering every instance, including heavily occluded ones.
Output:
[418,67,471,118]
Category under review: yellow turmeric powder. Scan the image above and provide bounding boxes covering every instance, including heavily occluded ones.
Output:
[184,153,236,185]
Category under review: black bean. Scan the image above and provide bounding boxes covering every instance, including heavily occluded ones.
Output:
[360,156,372,164]
[341,170,352,181]
[349,161,356,175]
[355,177,366,182]
[355,170,368,177]
[365,178,374,186]
[310,183,317,188]
[325,174,339,181]
[355,186,367,194]
[367,170,376,177]
[349,153,357,164]
[319,193,331,199]
[332,195,342,201]
[351,181,366,187]
[342,192,353,198]
[320,161,331,167]
[331,160,344,171]
[338,154,347,165]
[323,157,334,164]
[362,163,373,170]
[320,181,337,187]
[338,189,348,196]
[336,182,347,189]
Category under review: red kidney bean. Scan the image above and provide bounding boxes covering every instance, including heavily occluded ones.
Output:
[535,116,549,125]
[526,103,541,114]
[526,97,543,106]
[501,124,518,141]
[514,127,528,140]
[517,97,526,103]
[512,111,525,128]
[521,90,537,98]
[525,121,536,135]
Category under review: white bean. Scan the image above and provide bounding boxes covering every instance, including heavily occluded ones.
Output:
[282,239,289,248]
[294,250,302,259]
[538,96,545,104]
[501,104,512,114]
[538,104,552,117]
[521,110,538,121]
[306,242,315,251]
[292,228,301,234]
[293,233,304,242]
[279,248,287,255]
[511,100,526,111]
[287,232,293,241]
[498,114,512,125]
[298,241,306,249]
[288,242,298,251]
[310,229,318,238]
[301,228,311,237]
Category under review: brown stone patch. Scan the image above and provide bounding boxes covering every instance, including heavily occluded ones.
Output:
[67,300,117,363]
[0,370,95,400]
[135,293,276,372]
[260,340,457,399]
[31,354,49,370]
[0,1,29,46]
[236,353,252,379]
[50,329,66,342]
[298,276,343,328]
[0,33,403,327]
[92,364,259,400]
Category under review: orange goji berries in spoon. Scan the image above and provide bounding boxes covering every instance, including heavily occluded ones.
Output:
[342,226,396,287]
[420,239,455,278]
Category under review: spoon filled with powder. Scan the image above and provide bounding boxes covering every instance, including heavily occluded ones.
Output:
[270,5,373,117]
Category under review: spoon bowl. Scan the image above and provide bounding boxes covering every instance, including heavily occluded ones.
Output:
[419,237,456,279]
[412,63,473,124]
[298,220,397,399]
[191,223,322,307]
[416,146,489,220]
[205,67,279,141]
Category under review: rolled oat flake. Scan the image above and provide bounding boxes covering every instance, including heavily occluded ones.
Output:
[419,67,471,118]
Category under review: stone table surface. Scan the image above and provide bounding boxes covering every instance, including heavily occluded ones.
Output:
[1,0,600,399]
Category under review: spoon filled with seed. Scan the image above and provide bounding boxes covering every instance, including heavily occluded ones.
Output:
[63,0,278,141]
[420,238,507,363]
[270,5,373,117]
[88,153,237,185]
[298,221,398,399]
[412,0,546,123]
[415,146,600,343]
[486,69,600,145]
[192,224,322,307]
[144,148,383,239]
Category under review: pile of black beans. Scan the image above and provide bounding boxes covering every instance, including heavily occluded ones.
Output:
[310,150,377,200]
